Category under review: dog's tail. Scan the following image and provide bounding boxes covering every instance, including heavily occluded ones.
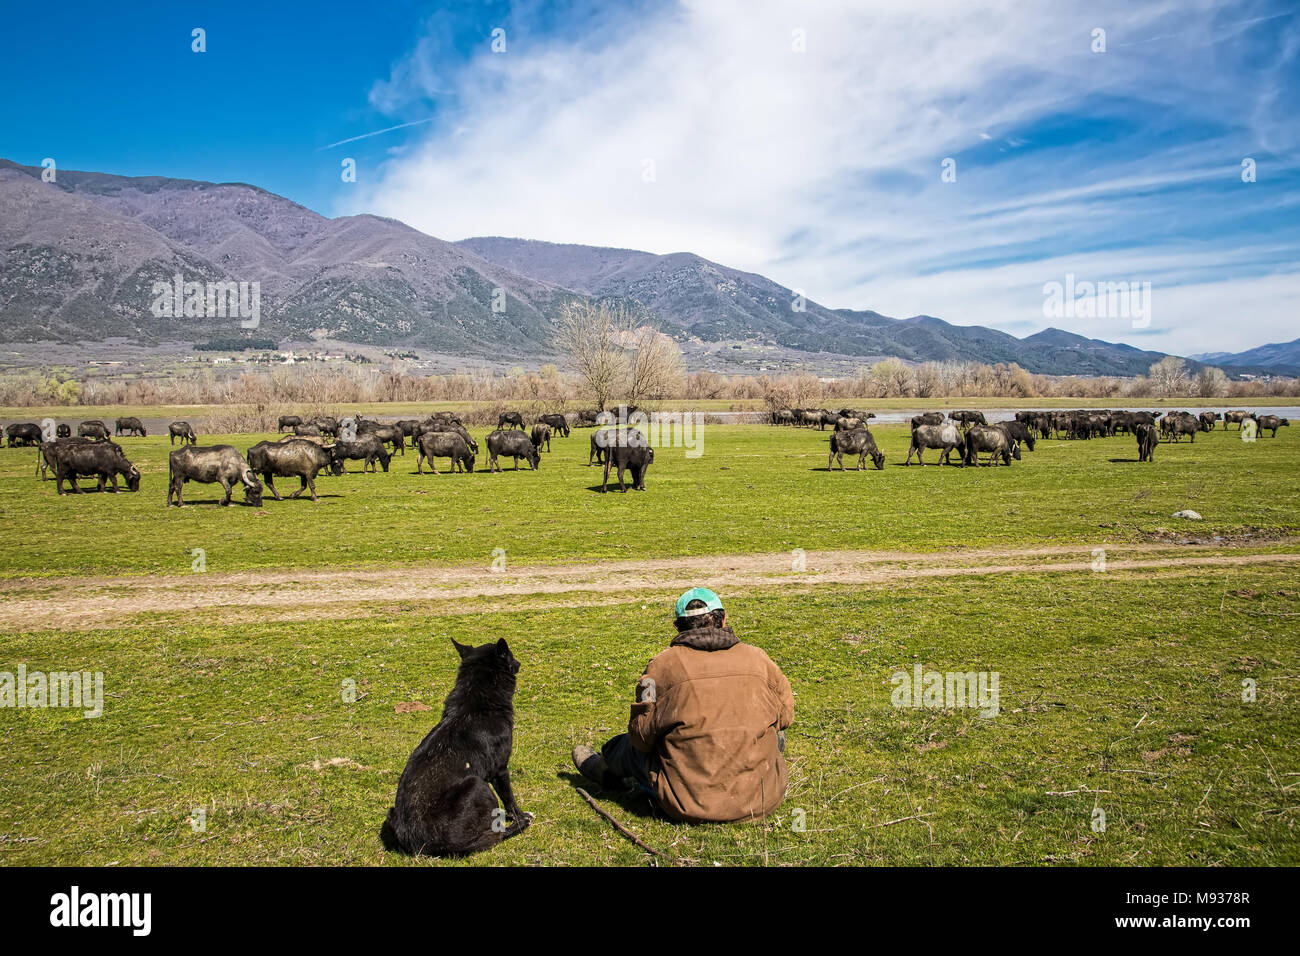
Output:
[379,808,401,852]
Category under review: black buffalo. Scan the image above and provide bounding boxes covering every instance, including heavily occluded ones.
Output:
[906,422,964,465]
[530,423,552,452]
[78,420,110,440]
[330,435,392,473]
[964,425,1020,466]
[5,422,42,447]
[602,443,653,492]
[537,413,570,438]
[169,421,198,445]
[278,415,303,432]
[168,445,262,507]
[1136,423,1157,462]
[46,439,141,495]
[1256,415,1289,437]
[114,416,147,437]
[828,428,885,471]
[497,411,525,431]
[416,432,476,474]
[247,439,340,501]
[486,430,540,472]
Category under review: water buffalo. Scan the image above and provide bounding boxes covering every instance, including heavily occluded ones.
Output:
[1256,415,1289,437]
[839,409,876,422]
[38,436,100,479]
[537,413,570,438]
[416,432,476,474]
[49,440,141,495]
[1136,422,1157,462]
[575,408,602,426]
[906,422,964,465]
[169,421,198,445]
[5,422,42,447]
[1165,413,1200,442]
[168,445,262,507]
[828,427,885,471]
[964,425,1020,466]
[247,439,340,501]
[394,419,422,438]
[312,417,340,438]
[486,430,540,472]
[950,410,988,428]
[993,420,1036,452]
[910,412,945,430]
[1198,411,1220,431]
[530,423,553,452]
[602,442,654,492]
[56,423,71,438]
[589,426,648,465]
[1224,410,1253,430]
[772,408,796,426]
[361,422,405,455]
[497,411,525,431]
[413,419,478,454]
[278,415,302,432]
[294,423,323,438]
[114,416,147,437]
[78,420,110,440]
[330,434,392,473]
[834,416,864,432]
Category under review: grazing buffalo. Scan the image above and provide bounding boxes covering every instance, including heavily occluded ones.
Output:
[993,420,1036,452]
[278,415,302,432]
[839,409,875,422]
[574,408,602,426]
[167,445,262,507]
[1198,411,1220,431]
[772,408,796,426]
[5,422,42,447]
[486,430,540,472]
[950,410,988,428]
[537,413,570,438]
[530,423,553,452]
[497,411,525,431]
[394,419,422,438]
[589,426,648,465]
[330,435,392,473]
[38,436,99,479]
[1165,413,1200,442]
[294,423,322,438]
[362,423,406,455]
[1136,422,1157,462]
[56,423,71,438]
[78,420,110,440]
[114,416,147,437]
[416,432,476,474]
[1256,415,1289,437]
[910,411,945,430]
[602,442,654,492]
[413,419,478,454]
[48,440,141,495]
[828,427,885,471]
[169,421,198,445]
[906,423,964,466]
[834,416,864,432]
[964,425,1020,466]
[312,417,340,438]
[1223,410,1253,430]
[246,439,340,501]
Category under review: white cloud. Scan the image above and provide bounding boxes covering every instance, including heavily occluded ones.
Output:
[347,0,1300,355]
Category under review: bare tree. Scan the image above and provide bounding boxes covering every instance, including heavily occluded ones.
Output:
[1193,365,1228,397]
[1149,356,1191,397]
[554,300,630,411]
[624,325,684,406]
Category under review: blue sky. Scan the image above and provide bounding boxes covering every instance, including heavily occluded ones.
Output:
[1,0,1297,355]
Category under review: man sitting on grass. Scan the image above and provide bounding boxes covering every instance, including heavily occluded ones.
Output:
[572,587,795,823]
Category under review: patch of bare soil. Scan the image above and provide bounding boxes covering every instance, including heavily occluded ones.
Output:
[1,540,1298,632]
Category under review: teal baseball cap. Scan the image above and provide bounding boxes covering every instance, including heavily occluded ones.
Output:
[674,587,724,619]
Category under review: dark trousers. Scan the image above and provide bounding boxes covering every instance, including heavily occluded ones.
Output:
[601,733,653,788]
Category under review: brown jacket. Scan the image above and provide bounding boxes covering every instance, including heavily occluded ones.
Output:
[627,626,794,823]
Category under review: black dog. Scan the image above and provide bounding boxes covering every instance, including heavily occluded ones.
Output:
[380,638,531,855]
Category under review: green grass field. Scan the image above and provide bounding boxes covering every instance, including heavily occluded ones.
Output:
[0,416,1297,865]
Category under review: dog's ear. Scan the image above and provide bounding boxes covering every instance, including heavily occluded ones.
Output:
[450,638,471,658]
[495,638,511,658]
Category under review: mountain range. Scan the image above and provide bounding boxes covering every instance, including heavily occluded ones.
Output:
[0,158,1292,377]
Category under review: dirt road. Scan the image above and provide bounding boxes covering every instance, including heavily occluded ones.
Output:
[2,541,1297,631]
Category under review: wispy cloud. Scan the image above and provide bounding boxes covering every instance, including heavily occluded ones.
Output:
[346,0,1300,355]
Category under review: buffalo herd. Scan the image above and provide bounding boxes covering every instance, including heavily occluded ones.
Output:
[2,402,1289,505]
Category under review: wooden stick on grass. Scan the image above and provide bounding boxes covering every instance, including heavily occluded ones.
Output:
[574,787,667,860]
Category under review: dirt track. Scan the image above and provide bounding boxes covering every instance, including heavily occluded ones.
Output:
[1,541,1297,631]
